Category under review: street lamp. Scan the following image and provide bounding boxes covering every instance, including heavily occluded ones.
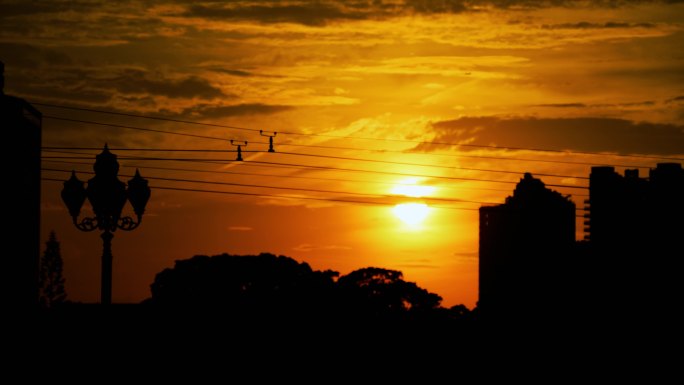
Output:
[61,144,151,305]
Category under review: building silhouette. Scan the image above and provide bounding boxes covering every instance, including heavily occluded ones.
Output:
[478,164,683,323]
[479,173,575,322]
[585,163,684,316]
[0,62,42,311]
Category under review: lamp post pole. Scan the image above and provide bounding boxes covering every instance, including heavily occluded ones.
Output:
[101,230,114,305]
[61,144,150,305]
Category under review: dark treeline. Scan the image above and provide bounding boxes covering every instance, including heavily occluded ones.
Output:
[144,252,475,327]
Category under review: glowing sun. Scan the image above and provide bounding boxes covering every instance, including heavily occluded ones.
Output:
[390,179,435,228]
[393,203,430,227]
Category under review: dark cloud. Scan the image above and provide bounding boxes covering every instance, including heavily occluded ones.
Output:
[115,70,225,99]
[177,1,682,26]
[486,0,684,7]
[210,68,253,77]
[542,21,656,29]
[420,116,684,155]
[536,101,655,108]
[0,45,112,103]
[0,0,96,18]
[181,103,294,119]
[1,0,680,31]
[400,0,468,13]
[619,101,656,107]
[0,2,177,45]
[3,1,681,28]
[184,3,366,26]
[536,103,587,108]
[0,43,73,69]
[0,51,227,106]
[666,95,684,103]
[17,84,112,105]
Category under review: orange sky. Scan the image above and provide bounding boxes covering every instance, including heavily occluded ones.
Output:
[2,0,683,307]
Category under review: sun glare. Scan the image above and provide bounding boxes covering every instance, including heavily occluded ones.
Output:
[390,179,434,228]
[391,179,435,198]
[393,203,430,227]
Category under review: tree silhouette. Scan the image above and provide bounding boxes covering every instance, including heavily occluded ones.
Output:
[337,267,442,319]
[39,231,66,308]
[146,254,465,325]
[149,253,338,318]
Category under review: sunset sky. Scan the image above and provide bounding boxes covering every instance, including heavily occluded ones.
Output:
[2,0,683,307]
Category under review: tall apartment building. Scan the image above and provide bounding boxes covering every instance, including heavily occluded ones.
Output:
[0,62,42,311]
[585,163,684,314]
[479,173,576,321]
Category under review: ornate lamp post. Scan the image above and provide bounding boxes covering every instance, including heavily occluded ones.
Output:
[61,144,151,305]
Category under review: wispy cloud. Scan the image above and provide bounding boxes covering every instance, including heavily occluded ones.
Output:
[420,116,684,155]
[542,21,656,29]
[666,95,684,104]
[228,226,253,231]
[292,243,352,252]
[176,1,682,26]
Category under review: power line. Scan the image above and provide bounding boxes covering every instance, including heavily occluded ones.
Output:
[36,103,260,133]
[41,153,589,189]
[274,151,588,180]
[40,177,480,211]
[43,116,235,141]
[44,146,237,153]
[42,174,588,218]
[276,143,652,169]
[41,146,590,180]
[42,167,503,206]
[43,159,546,196]
[38,103,683,161]
[41,116,669,169]
[42,149,240,167]
[248,160,589,190]
[40,148,590,192]
[41,154,588,189]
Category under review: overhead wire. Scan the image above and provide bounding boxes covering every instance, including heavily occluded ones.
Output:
[41,149,591,205]
[42,125,655,169]
[41,146,590,180]
[42,171,587,216]
[43,162,587,200]
[40,177,481,212]
[43,159,559,197]
[41,154,588,189]
[44,166,499,205]
[37,102,683,162]
[247,160,588,190]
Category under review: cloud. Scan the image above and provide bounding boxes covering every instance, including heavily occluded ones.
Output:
[453,251,479,262]
[0,0,96,18]
[292,243,352,252]
[420,116,684,155]
[536,103,588,108]
[0,43,73,68]
[181,103,294,119]
[114,69,225,99]
[344,55,529,78]
[542,21,656,29]
[1,59,231,110]
[228,226,253,231]
[0,2,174,46]
[206,68,253,77]
[184,3,366,27]
[397,263,437,269]
[176,1,684,26]
[535,101,655,108]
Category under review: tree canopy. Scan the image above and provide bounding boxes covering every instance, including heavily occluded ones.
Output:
[147,253,457,323]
